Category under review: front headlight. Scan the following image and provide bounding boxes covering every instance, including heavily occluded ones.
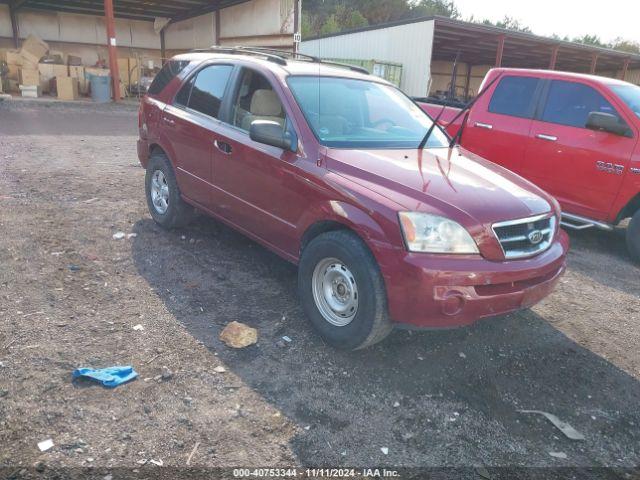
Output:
[399,212,479,254]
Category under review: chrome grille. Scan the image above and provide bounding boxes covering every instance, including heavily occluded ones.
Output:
[492,214,556,259]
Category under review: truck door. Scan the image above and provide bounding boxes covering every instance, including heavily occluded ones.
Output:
[522,79,635,221]
[462,75,541,173]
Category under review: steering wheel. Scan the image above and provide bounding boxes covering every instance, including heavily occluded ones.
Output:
[371,118,397,129]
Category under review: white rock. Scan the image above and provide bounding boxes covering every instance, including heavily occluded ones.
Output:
[132,324,144,331]
[380,447,389,455]
[38,439,54,452]
[549,452,567,459]
[213,366,226,373]
[112,232,126,240]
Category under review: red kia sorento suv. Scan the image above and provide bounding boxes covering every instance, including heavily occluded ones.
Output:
[137,48,569,350]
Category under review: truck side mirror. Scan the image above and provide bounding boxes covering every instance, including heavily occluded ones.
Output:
[249,120,297,152]
[586,112,632,137]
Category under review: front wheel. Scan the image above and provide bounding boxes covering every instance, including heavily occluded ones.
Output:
[298,230,392,350]
[627,209,640,262]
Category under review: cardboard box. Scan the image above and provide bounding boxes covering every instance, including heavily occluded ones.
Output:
[38,63,68,92]
[20,34,49,66]
[68,55,82,66]
[69,66,87,95]
[129,57,140,84]
[19,84,42,98]
[57,77,79,101]
[118,58,130,86]
[7,64,19,81]
[6,50,22,67]
[18,68,40,86]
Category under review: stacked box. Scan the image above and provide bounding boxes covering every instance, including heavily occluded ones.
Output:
[18,68,40,86]
[38,63,69,93]
[69,66,88,95]
[57,77,79,101]
[20,34,49,67]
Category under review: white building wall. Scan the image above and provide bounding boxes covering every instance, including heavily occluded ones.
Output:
[301,20,435,96]
[0,0,295,54]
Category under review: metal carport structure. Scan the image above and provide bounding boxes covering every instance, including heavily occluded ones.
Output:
[1,0,256,100]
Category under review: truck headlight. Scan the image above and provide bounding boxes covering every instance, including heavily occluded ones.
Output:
[399,212,479,254]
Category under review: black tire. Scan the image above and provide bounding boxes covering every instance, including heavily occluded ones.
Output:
[145,151,195,229]
[627,209,640,262]
[298,230,393,350]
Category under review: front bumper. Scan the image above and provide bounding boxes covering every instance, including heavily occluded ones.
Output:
[383,230,569,328]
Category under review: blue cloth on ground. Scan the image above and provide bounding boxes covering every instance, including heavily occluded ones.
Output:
[72,366,138,388]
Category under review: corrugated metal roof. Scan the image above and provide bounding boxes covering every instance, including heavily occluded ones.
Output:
[305,15,640,72]
[0,0,252,22]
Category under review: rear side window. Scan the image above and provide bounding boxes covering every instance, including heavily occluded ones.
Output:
[542,80,619,128]
[148,60,189,95]
[488,76,540,118]
[174,76,195,107]
[187,65,234,118]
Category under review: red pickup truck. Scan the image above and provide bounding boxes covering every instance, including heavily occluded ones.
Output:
[418,69,640,261]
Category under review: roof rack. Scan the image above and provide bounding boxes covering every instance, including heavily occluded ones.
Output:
[191,46,370,75]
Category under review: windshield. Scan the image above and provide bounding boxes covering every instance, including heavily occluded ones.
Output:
[611,84,640,119]
[287,76,449,149]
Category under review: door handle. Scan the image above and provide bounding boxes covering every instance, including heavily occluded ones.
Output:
[162,116,175,127]
[214,140,232,155]
[536,134,558,142]
[475,122,493,129]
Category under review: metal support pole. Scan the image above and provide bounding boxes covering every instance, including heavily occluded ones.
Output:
[215,9,221,45]
[160,29,166,66]
[464,63,472,101]
[621,58,630,80]
[9,3,19,49]
[495,34,505,68]
[104,0,121,101]
[549,45,559,70]
[590,54,598,74]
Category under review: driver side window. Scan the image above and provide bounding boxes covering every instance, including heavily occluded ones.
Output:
[231,69,286,132]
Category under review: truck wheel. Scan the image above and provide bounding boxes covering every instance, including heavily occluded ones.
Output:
[627,210,640,262]
[145,151,195,229]
[298,230,393,350]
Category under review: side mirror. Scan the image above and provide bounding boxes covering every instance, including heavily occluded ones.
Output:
[586,112,632,137]
[249,120,297,152]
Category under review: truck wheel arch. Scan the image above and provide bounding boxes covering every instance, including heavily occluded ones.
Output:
[616,192,640,223]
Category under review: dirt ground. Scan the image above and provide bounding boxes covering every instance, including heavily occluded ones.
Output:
[1,99,639,479]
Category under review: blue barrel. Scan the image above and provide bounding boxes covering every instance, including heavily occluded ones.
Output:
[88,75,111,103]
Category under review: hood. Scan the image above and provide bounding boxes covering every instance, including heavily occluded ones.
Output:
[324,146,553,226]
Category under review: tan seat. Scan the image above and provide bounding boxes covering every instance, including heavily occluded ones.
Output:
[241,89,285,131]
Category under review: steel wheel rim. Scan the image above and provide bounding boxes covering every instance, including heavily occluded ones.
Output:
[150,170,169,214]
[312,257,359,327]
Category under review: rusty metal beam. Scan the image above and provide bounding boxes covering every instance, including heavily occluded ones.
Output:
[590,54,598,74]
[621,58,630,80]
[549,45,559,70]
[495,34,505,67]
[104,0,120,101]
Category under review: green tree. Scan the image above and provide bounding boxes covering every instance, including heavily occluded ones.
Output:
[572,34,607,47]
[408,0,460,19]
[319,14,341,35]
[478,15,531,33]
[611,38,640,54]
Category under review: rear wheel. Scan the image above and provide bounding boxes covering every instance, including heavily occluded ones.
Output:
[145,151,195,229]
[627,209,640,262]
[298,230,392,350]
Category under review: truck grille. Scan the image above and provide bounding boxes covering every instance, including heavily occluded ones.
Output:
[492,214,556,259]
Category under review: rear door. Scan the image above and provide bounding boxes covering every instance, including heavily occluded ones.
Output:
[463,74,542,173]
[161,63,234,208]
[523,79,636,220]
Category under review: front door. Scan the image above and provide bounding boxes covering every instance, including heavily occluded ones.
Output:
[209,67,307,256]
[522,79,635,220]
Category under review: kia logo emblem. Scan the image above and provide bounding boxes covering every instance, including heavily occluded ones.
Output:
[528,230,544,245]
